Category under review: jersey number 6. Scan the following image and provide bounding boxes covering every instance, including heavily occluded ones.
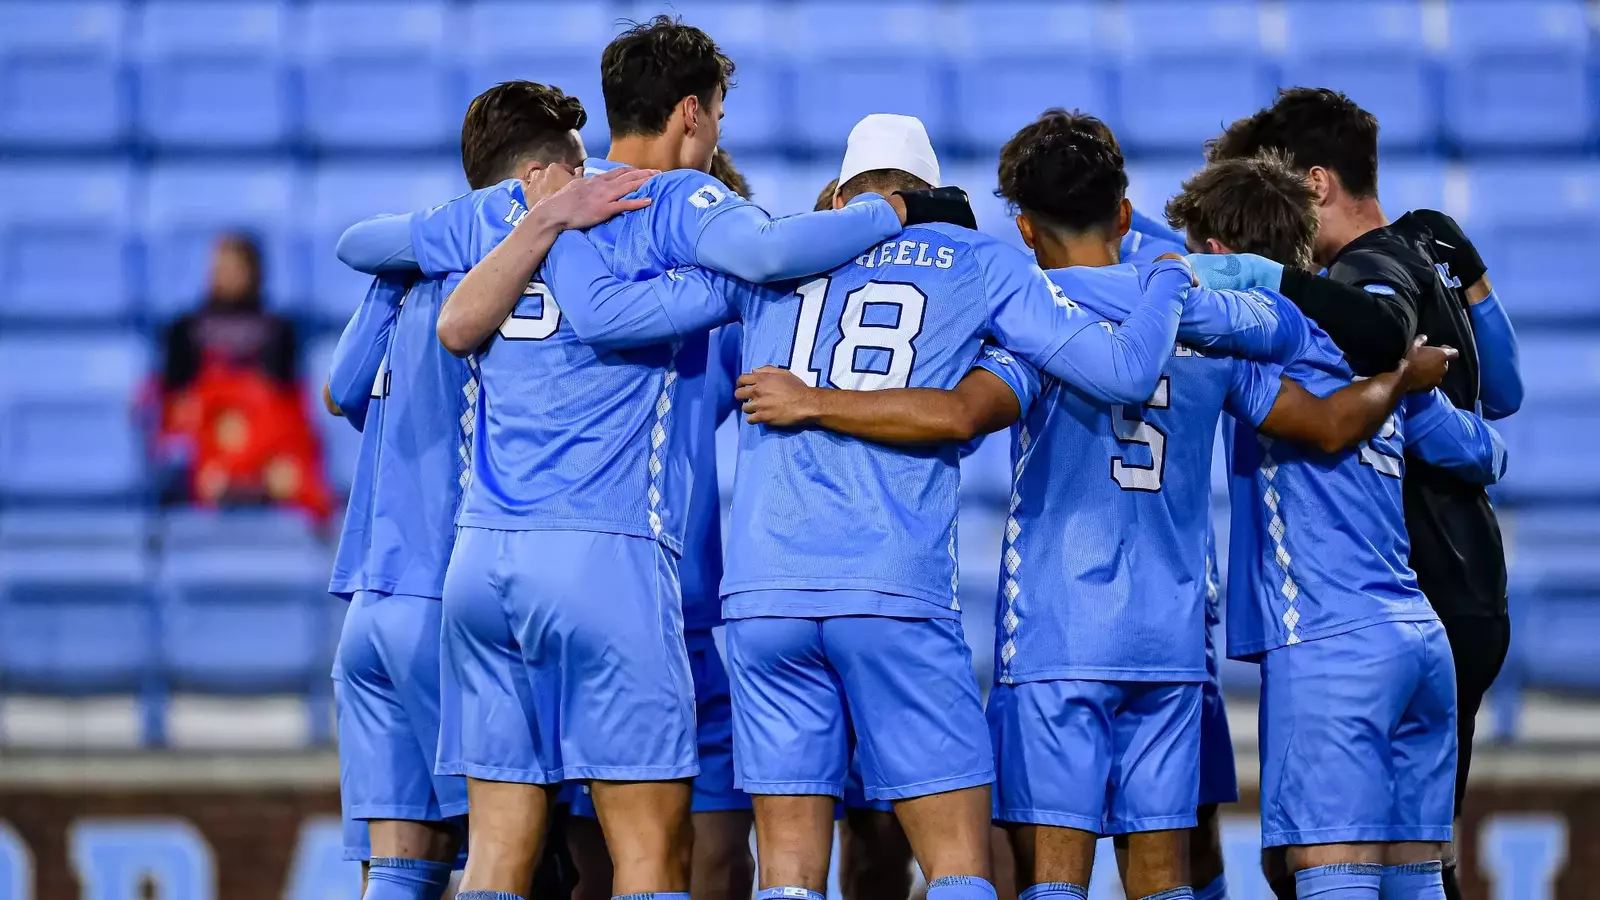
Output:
[498,282,562,341]
[786,276,926,391]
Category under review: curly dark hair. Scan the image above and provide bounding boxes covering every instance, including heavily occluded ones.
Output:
[1166,151,1318,269]
[460,81,586,189]
[601,15,735,138]
[997,115,1128,234]
[1207,87,1380,199]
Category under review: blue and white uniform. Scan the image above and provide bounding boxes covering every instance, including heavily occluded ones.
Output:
[1227,328,1506,847]
[409,164,902,786]
[978,265,1300,834]
[326,273,473,861]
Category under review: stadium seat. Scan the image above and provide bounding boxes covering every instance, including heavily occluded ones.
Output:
[159,508,322,552]
[1459,161,1600,323]
[1114,1,1273,152]
[0,164,135,323]
[158,546,334,693]
[1377,159,1448,216]
[1443,1,1591,150]
[1512,586,1600,692]
[0,542,155,695]
[0,1,128,147]
[1493,331,1600,501]
[0,334,149,503]
[302,1,456,150]
[460,1,612,152]
[135,1,292,149]
[959,431,1012,507]
[303,332,365,496]
[623,1,788,153]
[141,163,303,320]
[790,2,948,154]
[306,160,464,322]
[940,161,1022,249]
[1126,159,1204,225]
[1279,1,1434,151]
[949,2,1110,151]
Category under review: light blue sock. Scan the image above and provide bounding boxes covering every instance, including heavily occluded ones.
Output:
[364,858,453,900]
[755,889,825,900]
[1295,864,1383,899]
[1020,884,1089,900]
[928,875,1000,899]
[454,892,523,900]
[1194,873,1228,900]
[1138,888,1195,900]
[1379,862,1446,900]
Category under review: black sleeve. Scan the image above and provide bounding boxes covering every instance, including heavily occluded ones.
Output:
[161,317,200,391]
[1279,254,1420,376]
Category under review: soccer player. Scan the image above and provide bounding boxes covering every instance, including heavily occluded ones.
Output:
[1172,145,1507,900]
[730,117,1452,900]
[1203,89,1522,900]
[348,18,915,898]
[324,81,627,900]
[562,147,755,900]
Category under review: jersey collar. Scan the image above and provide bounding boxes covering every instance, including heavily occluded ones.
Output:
[583,156,627,177]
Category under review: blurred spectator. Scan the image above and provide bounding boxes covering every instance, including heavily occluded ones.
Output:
[156,233,332,520]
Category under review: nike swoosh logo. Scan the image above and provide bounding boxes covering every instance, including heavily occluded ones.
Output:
[1435,239,1456,249]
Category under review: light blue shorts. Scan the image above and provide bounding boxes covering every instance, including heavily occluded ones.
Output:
[334,590,467,861]
[990,679,1202,835]
[1199,622,1238,807]
[1259,619,1457,848]
[568,628,749,818]
[725,607,993,802]
[436,527,698,784]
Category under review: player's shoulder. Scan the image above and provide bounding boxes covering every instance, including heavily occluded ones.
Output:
[641,167,742,210]
[1328,228,1428,296]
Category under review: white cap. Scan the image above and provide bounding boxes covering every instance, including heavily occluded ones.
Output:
[837,114,941,191]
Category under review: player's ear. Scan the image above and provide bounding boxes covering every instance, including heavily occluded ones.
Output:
[832,191,845,210]
[1016,214,1038,251]
[680,94,702,137]
[1306,166,1335,206]
[1115,197,1132,238]
[1205,237,1230,255]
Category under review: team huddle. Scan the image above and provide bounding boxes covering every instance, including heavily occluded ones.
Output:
[323,14,1521,900]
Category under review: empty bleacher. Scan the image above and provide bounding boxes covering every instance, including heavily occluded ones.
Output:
[1,0,1596,748]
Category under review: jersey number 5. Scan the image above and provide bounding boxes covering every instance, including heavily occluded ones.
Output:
[1110,377,1170,492]
[1359,415,1403,478]
[786,276,926,391]
[498,282,562,341]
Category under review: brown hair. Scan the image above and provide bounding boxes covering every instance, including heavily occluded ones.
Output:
[1207,87,1380,199]
[460,81,586,189]
[601,15,735,137]
[814,178,839,212]
[997,113,1127,235]
[837,169,929,204]
[1165,150,1319,269]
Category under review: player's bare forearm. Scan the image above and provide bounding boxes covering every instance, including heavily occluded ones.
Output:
[736,366,1018,446]
[435,207,561,356]
[1262,337,1456,454]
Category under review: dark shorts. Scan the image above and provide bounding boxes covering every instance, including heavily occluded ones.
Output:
[1439,613,1511,816]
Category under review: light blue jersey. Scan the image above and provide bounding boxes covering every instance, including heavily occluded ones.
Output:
[680,324,741,632]
[1227,332,1508,659]
[976,270,1302,683]
[328,274,472,600]
[1122,208,1187,266]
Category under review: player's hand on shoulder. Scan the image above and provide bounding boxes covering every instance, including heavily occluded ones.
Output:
[531,164,657,231]
[1154,252,1199,286]
[1397,335,1458,393]
[736,366,820,427]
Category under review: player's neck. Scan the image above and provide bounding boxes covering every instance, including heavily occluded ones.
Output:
[1036,232,1117,270]
[606,134,683,173]
[1315,197,1390,267]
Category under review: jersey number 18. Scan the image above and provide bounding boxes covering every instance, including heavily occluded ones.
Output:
[786,276,926,391]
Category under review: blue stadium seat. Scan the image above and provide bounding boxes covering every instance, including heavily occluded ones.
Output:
[940,162,1023,249]
[1114,1,1272,152]
[1493,331,1600,501]
[0,1,128,147]
[0,546,155,694]
[141,163,303,320]
[791,2,948,154]
[1460,162,1600,323]
[135,1,292,149]
[1443,1,1591,149]
[1377,159,1447,216]
[160,508,322,552]
[1513,587,1600,691]
[623,1,787,153]
[302,333,363,496]
[1280,1,1434,150]
[306,160,464,322]
[159,546,333,693]
[0,164,135,323]
[0,334,149,503]
[1126,159,1204,224]
[459,1,612,152]
[302,1,456,150]
[959,432,1012,507]
[949,2,1110,150]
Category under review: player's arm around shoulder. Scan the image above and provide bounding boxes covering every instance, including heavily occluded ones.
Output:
[1256,336,1456,455]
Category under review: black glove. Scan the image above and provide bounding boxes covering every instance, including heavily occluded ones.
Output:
[895,186,978,230]
[1398,209,1488,288]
